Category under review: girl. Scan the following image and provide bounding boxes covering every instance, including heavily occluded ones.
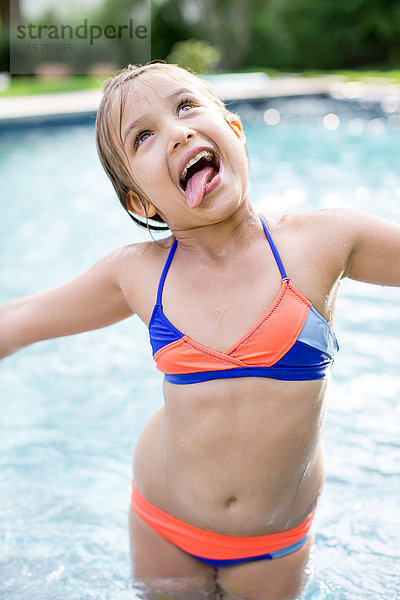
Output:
[1,62,399,600]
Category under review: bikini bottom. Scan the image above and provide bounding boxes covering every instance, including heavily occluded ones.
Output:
[131,480,315,568]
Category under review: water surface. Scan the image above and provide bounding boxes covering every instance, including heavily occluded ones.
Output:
[1,97,399,599]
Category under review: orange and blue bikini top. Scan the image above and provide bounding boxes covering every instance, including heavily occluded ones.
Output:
[149,215,339,385]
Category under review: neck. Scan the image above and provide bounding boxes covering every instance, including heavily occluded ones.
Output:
[168,202,262,262]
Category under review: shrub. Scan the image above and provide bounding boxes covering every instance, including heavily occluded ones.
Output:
[167,38,221,73]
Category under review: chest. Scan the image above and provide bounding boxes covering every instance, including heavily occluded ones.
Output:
[123,236,339,353]
[159,262,285,352]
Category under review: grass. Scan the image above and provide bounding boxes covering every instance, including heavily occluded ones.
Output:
[1,68,400,96]
[0,74,107,96]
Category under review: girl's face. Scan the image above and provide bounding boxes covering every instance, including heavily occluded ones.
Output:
[113,71,249,231]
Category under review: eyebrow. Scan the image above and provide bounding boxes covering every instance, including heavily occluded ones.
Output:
[122,88,195,144]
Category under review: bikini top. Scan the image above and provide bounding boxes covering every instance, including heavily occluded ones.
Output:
[149,215,338,385]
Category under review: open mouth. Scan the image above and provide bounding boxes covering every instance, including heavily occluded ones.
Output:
[179,150,221,209]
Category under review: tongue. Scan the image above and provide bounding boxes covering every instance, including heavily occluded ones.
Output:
[185,165,216,209]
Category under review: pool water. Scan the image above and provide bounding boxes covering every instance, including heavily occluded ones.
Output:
[1,97,399,599]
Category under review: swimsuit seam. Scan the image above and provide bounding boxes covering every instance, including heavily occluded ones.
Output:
[226,280,290,356]
[150,214,338,381]
[183,337,245,366]
[287,281,312,308]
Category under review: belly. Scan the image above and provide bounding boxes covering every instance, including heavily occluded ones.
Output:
[133,376,328,535]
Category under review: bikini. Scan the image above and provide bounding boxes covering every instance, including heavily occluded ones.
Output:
[131,215,339,568]
[149,215,338,384]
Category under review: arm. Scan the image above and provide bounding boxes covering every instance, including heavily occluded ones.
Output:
[341,209,400,286]
[0,250,135,359]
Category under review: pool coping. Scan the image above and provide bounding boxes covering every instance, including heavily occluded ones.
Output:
[1,74,399,129]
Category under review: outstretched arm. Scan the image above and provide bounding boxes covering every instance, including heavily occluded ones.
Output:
[341,209,400,286]
[0,250,134,359]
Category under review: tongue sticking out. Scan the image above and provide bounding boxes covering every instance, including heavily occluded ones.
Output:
[185,165,216,209]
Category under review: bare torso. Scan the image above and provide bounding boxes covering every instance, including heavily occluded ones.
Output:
[115,211,343,536]
[134,377,327,535]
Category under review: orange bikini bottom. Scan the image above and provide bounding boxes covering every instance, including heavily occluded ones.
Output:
[131,480,315,568]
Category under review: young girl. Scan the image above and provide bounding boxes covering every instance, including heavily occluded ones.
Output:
[1,61,399,600]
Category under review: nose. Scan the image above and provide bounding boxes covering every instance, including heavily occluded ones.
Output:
[169,125,196,151]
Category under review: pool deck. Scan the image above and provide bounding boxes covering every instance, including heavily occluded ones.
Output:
[1,74,400,125]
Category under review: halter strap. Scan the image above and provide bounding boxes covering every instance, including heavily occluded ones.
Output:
[259,215,288,279]
[156,239,178,305]
[156,216,288,305]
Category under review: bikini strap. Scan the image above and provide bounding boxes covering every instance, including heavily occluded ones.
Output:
[156,239,178,305]
[259,215,288,280]
[157,218,287,305]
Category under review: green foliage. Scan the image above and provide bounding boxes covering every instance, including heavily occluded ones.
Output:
[6,0,400,76]
[167,38,220,73]
[184,0,400,71]
[190,0,265,71]
[258,0,400,70]
[151,1,192,62]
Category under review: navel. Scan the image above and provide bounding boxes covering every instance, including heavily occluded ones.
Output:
[225,495,237,507]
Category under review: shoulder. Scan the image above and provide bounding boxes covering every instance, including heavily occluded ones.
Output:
[92,237,175,320]
[262,207,372,250]
[97,237,176,304]
[100,237,175,277]
[259,208,365,280]
[261,208,400,283]
[262,207,361,233]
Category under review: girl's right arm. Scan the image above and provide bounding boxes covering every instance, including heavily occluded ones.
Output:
[0,250,135,359]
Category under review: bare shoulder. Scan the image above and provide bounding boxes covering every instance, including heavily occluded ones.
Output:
[99,237,174,280]
[101,240,155,273]
[99,236,175,321]
[264,206,365,233]
[258,210,343,288]
[262,206,391,247]
[261,208,353,250]
[263,208,400,286]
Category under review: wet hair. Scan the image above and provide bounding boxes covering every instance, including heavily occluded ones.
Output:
[95,60,237,231]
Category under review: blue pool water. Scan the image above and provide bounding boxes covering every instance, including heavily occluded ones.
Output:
[1,96,399,599]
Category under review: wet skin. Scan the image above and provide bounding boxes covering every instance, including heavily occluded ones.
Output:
[111,71,340,599]
[125,212,332,599]
[2,68,399,600]
[106,72,398,598]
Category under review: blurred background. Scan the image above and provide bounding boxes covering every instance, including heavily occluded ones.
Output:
[0,0,400,93]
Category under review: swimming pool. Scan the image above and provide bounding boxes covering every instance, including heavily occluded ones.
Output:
[0,96,399,599]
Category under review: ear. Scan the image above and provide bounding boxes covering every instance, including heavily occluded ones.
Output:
[125,190,157,219]
[227,114,246,142]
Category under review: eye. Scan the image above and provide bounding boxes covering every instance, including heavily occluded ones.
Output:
[178,97,198,114]
[134,129,151,148]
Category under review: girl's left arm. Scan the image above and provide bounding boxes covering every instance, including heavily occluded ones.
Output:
[340,209,400,286]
